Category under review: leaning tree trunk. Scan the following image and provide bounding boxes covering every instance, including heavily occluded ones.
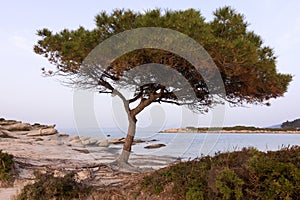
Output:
[117,114,137,163]
[112,90,158,171]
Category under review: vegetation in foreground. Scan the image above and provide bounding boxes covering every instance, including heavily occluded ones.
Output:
[0,150,15,187]
[13,146,300,199]
[142,146,300,199]
[14,172,92,200]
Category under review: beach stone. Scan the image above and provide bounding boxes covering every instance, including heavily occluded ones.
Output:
[79,136,91,141]
[76,170,92,182]
[58,133,69,137]
[144,144,166,149]
[82,139,94,146]
[109,137,125,144]
[53,170,66,178]
[32,123,55,129]
[25,130,40,136]
[10,131,29,135]
[85,138,100,146]
[108,138,121,144]
[26,128,57,136]
[69,140,84,147]
[133,139,146,144]
[2,123,32,131]
[0,130,10,138]
[40,128,58,136]
[98,139,109,147]
[0,129,15,138]
[0,119,20,126]
[69,136,80,141]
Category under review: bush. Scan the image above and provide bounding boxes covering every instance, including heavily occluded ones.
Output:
[185,187,205,200]
[248,146,300,199]
[141,146,300,199]
[216,168,244,200]
[0,150,15,187]
[15,172,93,200]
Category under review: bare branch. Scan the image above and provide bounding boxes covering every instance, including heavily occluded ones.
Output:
[131,89,163,116]
[155,99,181,105]
[113,89,130,115]
[128,90,143,103]
[99,91,113,94]
[98,78,114,91]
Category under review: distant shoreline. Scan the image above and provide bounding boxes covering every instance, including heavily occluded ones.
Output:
[160,127,300,134]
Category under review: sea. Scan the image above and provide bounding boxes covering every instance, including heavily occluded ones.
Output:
[59,127,300,160]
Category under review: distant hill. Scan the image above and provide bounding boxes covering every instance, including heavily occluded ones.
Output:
[281,118,300,128]
[266,124,281,128]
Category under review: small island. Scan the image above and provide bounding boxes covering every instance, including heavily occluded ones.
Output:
[160,119,300,134]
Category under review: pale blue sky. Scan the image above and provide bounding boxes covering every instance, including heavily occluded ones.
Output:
[0,0,299,130]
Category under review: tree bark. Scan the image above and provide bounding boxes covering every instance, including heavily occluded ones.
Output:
[113,89,160,166]
[117,114,137,163]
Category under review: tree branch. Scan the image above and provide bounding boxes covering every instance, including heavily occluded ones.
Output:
[154,99,181,105]
[112,89,130,115]
[131,90,163,116]
[128,90,143,103]
[99,91,113,94]
[98,78,114,91]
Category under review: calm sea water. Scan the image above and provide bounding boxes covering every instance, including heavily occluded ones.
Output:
[59,127,300,159]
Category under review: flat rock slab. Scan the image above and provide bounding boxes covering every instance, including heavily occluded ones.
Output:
[144,143,166,149]
[0,123,32,131]
[26,128,58,136]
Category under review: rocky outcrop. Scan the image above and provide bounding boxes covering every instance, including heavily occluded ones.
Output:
[66,136,150,148]
[0,118,58,137]
[98,139,109,147]
[26,128,58,136]
[0,129,15,138]
[0,118,162,148]
[0,119,20,126]
[144,144,166,149]
[0,123,32,131]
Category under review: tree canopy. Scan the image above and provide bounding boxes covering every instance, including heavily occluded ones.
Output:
[35,7,292,107]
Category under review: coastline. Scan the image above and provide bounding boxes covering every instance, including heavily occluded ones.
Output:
[0,118,176,199]
[160,128,300,134]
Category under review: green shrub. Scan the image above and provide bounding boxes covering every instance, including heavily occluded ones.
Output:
[15,172,93,200]
[141,146,300,199]
[0,150,15,186]
[248,147,300,199]
[185,186,205,200]
[216,168,244,200]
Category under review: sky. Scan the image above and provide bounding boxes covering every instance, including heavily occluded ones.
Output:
[0,0,299,131]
